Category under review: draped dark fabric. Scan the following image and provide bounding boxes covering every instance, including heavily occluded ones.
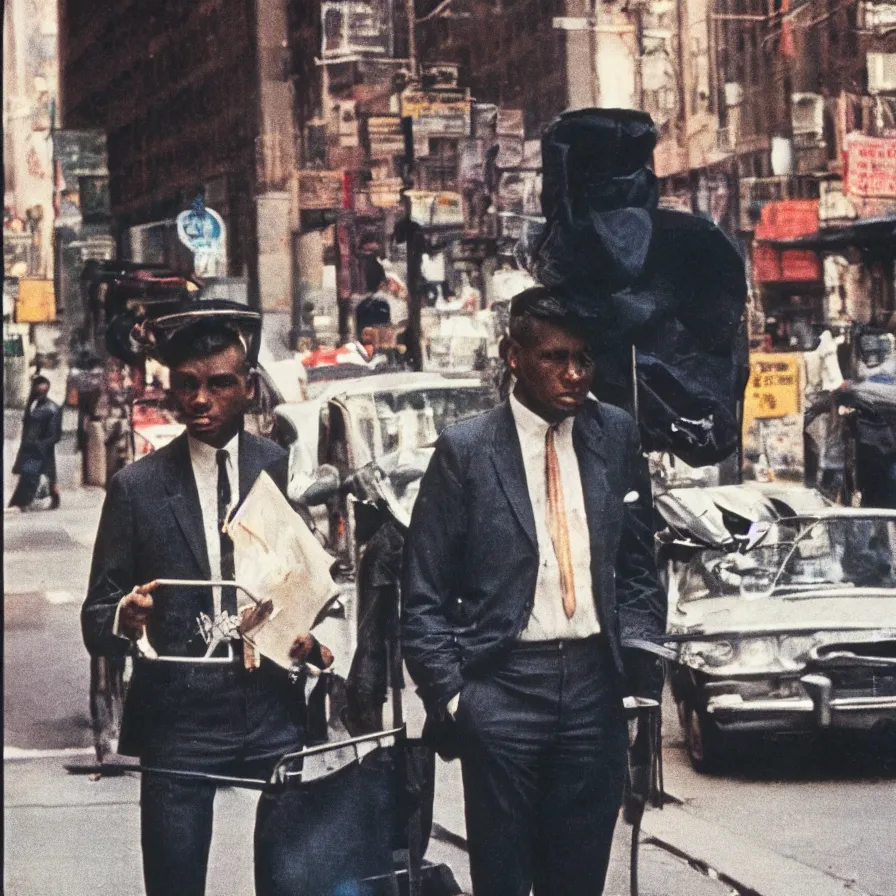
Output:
[523,108,749,466]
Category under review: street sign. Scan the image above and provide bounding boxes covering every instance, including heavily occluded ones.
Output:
[15,279,56,323]
[401,90,471,138]
[845,134,896,198]
[743,353,801,419]
[407,191,465,228]
[176,200,227,277]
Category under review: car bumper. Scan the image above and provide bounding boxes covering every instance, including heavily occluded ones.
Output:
[707,675,896,733]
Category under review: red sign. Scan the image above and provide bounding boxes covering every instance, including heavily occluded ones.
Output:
[752,245,820,284]
[754,200,818,240]
[845,135,896,199]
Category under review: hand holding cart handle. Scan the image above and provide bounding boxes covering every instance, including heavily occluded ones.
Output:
[131,579,265,665]
[129,579,332,673]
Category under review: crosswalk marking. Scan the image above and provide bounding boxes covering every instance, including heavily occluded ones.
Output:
[44,590,77,604]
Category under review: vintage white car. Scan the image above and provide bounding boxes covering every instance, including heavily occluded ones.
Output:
[658,488,896,772]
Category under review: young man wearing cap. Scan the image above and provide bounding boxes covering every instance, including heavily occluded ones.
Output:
[402,287,665,896]
[82,307,326,896]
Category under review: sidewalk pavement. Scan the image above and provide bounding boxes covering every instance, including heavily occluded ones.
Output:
[4,747,736,896]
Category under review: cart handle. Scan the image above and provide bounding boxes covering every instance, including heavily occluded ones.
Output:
[135,579,264,664]
[271,725,406,785]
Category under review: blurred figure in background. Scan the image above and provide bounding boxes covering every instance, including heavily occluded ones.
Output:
[8,375,63,511]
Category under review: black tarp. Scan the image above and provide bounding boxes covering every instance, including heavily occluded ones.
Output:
[522,109,749,466]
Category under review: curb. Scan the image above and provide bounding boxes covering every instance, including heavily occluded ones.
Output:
[639,799,873,896]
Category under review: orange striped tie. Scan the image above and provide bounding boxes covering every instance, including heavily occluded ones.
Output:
[545,425,576,619]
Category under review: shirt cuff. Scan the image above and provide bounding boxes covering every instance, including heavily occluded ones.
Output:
[446,692,460,718]
[112,596,129,638]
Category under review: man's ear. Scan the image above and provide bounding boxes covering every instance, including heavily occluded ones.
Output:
[245,369,257,402]
[505,337,520,373]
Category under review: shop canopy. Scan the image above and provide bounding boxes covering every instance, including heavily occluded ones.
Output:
[755,216,896,251]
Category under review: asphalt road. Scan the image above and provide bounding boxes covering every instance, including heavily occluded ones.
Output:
[659,690,896,896]
[4,425,894,895]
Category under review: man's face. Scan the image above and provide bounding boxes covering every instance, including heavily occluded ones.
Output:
[34,382,50,399]
[506,318,593,422]
[168,344,254,447]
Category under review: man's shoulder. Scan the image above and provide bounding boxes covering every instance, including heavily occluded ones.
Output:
[108,440,176,492]
[588,399,636,435]
[438,403,504,449]
[242,431,287,466]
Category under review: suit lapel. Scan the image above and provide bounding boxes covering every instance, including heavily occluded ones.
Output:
[163,434,211,578]
[573,406,613,557]
[489,403,537,547]
[237,430,265,508]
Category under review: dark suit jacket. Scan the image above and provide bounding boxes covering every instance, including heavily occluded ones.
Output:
[401,400,666,715]
[81,430,291,757]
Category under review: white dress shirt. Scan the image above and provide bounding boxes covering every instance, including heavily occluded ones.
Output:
[114,434,239,636]
[509,394,601,642]
[187,433,239,617]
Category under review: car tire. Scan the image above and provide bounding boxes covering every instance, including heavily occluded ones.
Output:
[683,701,727,774]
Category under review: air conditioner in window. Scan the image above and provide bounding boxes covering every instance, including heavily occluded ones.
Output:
[868,53,896,94]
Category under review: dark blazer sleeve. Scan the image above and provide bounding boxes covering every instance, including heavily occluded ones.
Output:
[82,472,137,657]
[615,420,667,697]
[401,432,467,713]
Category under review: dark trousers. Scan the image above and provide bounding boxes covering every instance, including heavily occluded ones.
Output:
[141,756,277,896]
[456,637,628,896]
[138,666,304,896]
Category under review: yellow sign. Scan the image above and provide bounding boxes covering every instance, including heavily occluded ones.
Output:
[401,90,470,137]
[16,279,56,323]
[743,353,801,420]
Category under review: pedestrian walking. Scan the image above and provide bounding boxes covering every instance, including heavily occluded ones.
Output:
[402,286,666,896]
[8,375,62,510]
[81,302,330,896]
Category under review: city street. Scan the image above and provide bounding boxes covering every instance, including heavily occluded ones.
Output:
[3,422,894,896]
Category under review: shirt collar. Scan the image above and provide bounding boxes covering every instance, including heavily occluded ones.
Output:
[188,432,239,474]
[509,393,575,441]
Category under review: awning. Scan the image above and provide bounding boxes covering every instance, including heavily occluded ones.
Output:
[756,216,896,251]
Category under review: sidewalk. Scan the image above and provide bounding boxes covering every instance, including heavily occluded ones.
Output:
[4,749,736,896]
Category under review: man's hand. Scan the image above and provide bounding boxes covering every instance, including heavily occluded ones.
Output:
[290,633,334,670]
[118,581,159,640]
[238,599,274,634]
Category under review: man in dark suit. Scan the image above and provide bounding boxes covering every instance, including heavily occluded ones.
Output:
[402,287,666,896]
[9,375,62,510]
[82,307,325,896]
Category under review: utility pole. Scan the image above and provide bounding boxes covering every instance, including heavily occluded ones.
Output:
[398,0,423,370]
[398,116,424,371]
[405,0,417,75]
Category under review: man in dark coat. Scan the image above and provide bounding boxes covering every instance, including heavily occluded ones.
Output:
[81,309,327,896]
[9,375,62,510]
[402,287,666,896]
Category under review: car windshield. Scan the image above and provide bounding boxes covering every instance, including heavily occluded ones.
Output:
[678,515,896,602]
[342,384,498,465]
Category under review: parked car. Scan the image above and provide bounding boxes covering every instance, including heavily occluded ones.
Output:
[659,489,896,772]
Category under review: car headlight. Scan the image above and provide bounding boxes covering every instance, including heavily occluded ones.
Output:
[777,635,819,671]
[736,637,778,668]
[681,640,735,669]
[699,640,736,667]
[680,637,779,672]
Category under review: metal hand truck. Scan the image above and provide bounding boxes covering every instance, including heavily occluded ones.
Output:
[74,578,456,896]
